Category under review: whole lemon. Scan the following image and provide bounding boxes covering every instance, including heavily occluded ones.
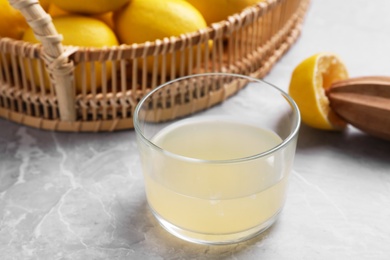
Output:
[186,0,264,25]
[51,0,129,15]
[114,0,208,74]
[22,15,119,92]
[48,4,114,29]
[0,0,29,39]
[114,0,207,44]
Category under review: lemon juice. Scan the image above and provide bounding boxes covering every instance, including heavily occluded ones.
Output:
[142,117,290,240]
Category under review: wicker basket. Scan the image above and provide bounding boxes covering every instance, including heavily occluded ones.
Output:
[0,0,310,132]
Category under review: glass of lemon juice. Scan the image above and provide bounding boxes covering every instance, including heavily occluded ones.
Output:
[134,73,300,245]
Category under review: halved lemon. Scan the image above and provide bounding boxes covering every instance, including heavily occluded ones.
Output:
[288,53,349,130]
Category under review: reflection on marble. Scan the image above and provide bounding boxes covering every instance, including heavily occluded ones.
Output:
[2,0,390,258]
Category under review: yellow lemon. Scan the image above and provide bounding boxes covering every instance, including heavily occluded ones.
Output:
[114,0,208,74]
[48,4,114,29]
[51,0,129,15]
[22,15,119,92]
[0,0,29,39]
[114,0,207,44]
[185,0,264,25]
[288,53,349,130]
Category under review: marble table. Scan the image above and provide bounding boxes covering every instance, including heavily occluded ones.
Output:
[1,0,390,259]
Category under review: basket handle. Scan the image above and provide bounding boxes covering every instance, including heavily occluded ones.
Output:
[9,0,77,122]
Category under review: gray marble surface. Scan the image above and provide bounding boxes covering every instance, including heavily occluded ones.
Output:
[1,0,390,259]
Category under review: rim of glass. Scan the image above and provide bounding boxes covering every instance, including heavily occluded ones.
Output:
[134,73,301,164]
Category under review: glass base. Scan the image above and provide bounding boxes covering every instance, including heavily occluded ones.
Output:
[149,207,282,245]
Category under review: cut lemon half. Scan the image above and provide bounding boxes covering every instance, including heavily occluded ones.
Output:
[288,53,349,130]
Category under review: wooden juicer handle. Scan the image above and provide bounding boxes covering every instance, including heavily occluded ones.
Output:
[326,76,390,141]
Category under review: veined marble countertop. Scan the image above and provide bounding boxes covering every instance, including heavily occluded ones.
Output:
[1,0,390,259]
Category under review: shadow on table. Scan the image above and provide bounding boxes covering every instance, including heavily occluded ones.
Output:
[296,124,390,162]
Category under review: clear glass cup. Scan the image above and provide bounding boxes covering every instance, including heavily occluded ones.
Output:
[134,73,300,245]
